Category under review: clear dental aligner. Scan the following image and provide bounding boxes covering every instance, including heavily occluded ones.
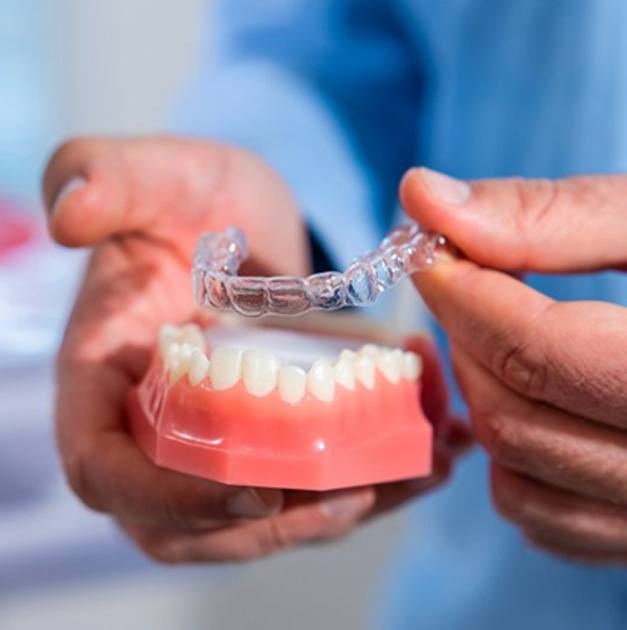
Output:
[192,224,448,317]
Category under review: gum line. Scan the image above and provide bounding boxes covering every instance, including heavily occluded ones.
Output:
[192,224,448,317]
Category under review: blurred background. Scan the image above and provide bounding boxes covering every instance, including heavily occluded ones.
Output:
[0,1,406,628]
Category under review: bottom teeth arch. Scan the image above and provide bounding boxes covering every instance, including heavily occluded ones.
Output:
[157,323,423,402]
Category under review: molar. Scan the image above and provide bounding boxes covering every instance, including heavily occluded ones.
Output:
[242,349,280,397]
[179,323,205,349]
[307,358,335,402]
[278,365,307,404]
[158,323,180,357]
[209,347,243,390]
[402,351,422,380]
[158,322,205,360]
[359,344,380,357]
[339,349,357,362]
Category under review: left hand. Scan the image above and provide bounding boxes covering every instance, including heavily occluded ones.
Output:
[401,167,627,564]
[41,138,470,564]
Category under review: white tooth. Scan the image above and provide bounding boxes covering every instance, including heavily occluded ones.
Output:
[170,342,193,384]
[402,351,422,380]
[188,348,210,386]
[179,323,205,349]
[307,358,335,402]
[376,349,403,384]
[355,354,375,390]
[242,349,280,397]
[165,342,185,384]
[333,358,355,390]
[278,365,307,404]
[168,359,184,384]
[164,342,181,371]
[339,349,357,362]
[179,343,194,366]
[209,347,243,390]
[158,323,180,358]
[359,344,381,357]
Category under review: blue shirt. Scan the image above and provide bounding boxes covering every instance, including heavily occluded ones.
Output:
[173,2,627,628]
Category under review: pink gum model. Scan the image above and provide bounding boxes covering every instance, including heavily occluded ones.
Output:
[129,313,433,490]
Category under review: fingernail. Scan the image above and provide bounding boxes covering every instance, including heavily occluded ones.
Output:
[420,168,471,206]
[321,492,370,521]
[226,488,284,518]
[51,176,87,214]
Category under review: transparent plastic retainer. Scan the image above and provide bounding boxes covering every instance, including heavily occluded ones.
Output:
[192,224,448,317]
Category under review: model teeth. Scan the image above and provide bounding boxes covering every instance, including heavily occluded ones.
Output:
[159,322,205,357]
[333,358,356,390]
[307,358,335,402]
[158,323,423,400]
[159,324,180,357]
[278,365,307,404]
[376,349,403,384]
[209,347,243,391]
[402,351,422,380]
[242,349,280,397]
[359,344,380,357]
[188,347,210,385]
[355,354,376,390]
[339,349,357,362]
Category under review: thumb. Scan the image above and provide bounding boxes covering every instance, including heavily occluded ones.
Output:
[400,167,627,272]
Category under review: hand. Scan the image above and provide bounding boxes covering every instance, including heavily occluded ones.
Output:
[401,167,627,564]
[43,137,469,563]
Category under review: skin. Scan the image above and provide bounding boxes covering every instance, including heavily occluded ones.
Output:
[401,168,627,565]
[42,137,471,564]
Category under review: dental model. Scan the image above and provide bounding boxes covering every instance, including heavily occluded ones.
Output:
[129,317,432,490]
[192,223,448,317]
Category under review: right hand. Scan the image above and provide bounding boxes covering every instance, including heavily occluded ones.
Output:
[43,137,470,563]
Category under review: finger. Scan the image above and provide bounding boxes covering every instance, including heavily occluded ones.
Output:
[443,415,475,457]
[414,256,627,427]
[492,464,627,554]
[121,487,375,564]
[400,167,627,272]
[42,136,308,275]
[369,444,452,519]
[525,532,627,566]
[454,345,627,504]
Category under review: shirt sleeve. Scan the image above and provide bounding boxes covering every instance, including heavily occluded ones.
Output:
[171,0,423,269]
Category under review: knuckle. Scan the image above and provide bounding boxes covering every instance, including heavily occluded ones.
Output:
[255,518,294,556]
[493,340,548,399]
[142,542,181,565]
[159,494,206,533]
[46,138,93,178]
[134,536,183,566]
[512,178,559,236]
[62,446,105,513]
[474,409,523,468]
